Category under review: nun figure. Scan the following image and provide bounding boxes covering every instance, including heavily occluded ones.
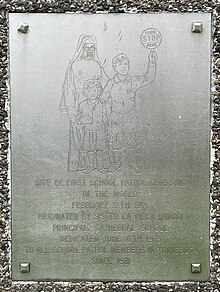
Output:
[60,35,109,172]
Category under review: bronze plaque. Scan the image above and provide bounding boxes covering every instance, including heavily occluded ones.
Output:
[10,13,211,281]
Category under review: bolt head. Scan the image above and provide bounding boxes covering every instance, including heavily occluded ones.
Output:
[192,22,203,33]
[191,263,201,273]
[18,23,29,34]
[20,262,30,273]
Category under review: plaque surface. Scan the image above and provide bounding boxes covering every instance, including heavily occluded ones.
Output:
[10,13,211,281]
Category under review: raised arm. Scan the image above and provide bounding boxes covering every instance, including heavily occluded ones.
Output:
[133,50,157,90]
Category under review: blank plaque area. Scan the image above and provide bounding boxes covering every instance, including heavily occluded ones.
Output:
[10,13,211,281]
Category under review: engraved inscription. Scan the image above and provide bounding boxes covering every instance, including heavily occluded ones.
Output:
[140,28,162,49]
[10,13,211,281]
[33,174,189,271]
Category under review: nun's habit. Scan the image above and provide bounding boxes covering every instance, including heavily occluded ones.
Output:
[60,35,108,171]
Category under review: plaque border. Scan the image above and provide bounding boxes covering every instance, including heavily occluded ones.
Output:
[0,1,219,290]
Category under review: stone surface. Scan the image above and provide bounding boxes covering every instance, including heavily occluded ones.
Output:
[0,0,219,291]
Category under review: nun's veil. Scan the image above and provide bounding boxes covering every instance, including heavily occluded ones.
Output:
[59,34,103,111]
[70,34,101,64]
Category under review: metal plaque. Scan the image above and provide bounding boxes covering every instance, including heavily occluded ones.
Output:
[10,13,211,281]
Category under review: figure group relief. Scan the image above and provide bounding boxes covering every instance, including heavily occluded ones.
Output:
[60,29,162,175]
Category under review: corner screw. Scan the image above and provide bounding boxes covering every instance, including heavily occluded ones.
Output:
[192,22,203,33]
[191,263,201,273]
[20,262,30,273]
[18,22,29,34]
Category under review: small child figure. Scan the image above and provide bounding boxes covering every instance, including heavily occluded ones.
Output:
[78,79,120,174]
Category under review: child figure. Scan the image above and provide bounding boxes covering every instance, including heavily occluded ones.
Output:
[78,79,120,174]
[100,51,157,174]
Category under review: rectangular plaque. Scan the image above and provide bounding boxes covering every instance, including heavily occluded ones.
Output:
[10,13,211,281]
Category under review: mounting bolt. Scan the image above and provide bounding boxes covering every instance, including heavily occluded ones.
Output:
[20,262,30,273]
[191,263,201,273]
[18,22,29,34]
[192,22,203,33]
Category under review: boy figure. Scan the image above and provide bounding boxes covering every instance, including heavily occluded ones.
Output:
[77,79,119,174]
[100,51,157,174]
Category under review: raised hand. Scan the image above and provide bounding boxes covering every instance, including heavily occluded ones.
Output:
[148,50,158,63]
